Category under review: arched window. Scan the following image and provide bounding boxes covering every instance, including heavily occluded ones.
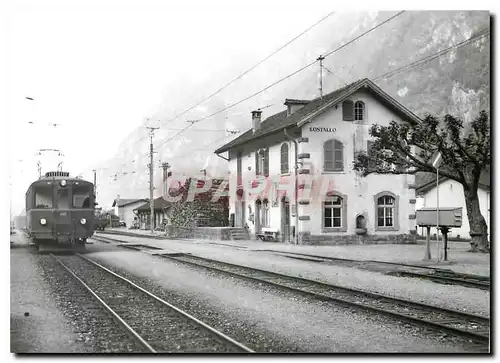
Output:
[322,192,347,232]
[354,101,364,121]
[377,195,395,227]
[280,143,289,174]
[324,139,344,172]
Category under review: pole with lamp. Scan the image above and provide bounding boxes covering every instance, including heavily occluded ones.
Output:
[432,151,443,262]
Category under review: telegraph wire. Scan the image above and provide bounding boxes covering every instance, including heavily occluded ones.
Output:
[373,28,490,82]
[153,11,407,152]
[322,11,405,58]
[160,11,336,127]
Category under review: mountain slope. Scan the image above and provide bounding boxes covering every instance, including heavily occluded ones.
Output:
[83,11,490,208]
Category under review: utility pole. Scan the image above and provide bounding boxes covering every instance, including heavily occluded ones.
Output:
[147,126,159,233]
[92,169,97,199]
[317,55,325,99]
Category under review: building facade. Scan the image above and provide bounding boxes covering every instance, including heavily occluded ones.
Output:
[112,198,148,228]
[415,172,490,239]
[215,78,421,245]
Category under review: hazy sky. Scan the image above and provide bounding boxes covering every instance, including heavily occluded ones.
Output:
[4,1,495,217]
[4,0,339,215]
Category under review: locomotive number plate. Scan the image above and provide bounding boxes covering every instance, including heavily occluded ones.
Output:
[59,212,67,216]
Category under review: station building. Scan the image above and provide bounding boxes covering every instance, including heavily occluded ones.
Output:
[214,78,422,245]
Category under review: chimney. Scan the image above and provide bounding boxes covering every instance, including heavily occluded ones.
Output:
[252,110,262,133]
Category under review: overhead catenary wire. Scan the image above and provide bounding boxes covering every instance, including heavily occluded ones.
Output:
[153,11,407,153]
[126,15,491,174]
[160,11,336,127]
[373,28,490,82]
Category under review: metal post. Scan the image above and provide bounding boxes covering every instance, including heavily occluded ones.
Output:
[424,226,431,260]
[92,169,97,198]
[284,129,299,246]
[147,127,159,233]
[317,55,325,99]
[436,167,440,262]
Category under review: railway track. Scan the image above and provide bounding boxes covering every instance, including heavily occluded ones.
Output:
[156,253,489,346]
[264,250,490,291]
[91,235,490,346]
[51,253,254,353]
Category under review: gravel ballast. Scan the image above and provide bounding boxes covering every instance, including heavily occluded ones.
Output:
[87,250,487,353]
[35,253,144,353]
[92,235,490,318]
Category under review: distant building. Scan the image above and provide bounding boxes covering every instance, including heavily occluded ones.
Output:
[112,198,149,228]
[415,170,490,239]
[215,78,421,244]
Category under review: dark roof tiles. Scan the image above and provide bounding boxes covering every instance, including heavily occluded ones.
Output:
[215,78,420,154]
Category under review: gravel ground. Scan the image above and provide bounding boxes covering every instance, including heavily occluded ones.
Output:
[93,235,490,318]
[35,253,145,353]
[10,246,86,353]
[99,230,490,276]
[86,250,487,353]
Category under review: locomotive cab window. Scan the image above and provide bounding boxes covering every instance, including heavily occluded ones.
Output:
[73,185,92,208]
[35,186,53,208]
[57,188,70,209]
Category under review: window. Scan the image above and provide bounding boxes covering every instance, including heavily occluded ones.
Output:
[73,185,92,208]
[262,199,270,227]
[255,148,269,176]
[57,188,70,209]
[377,195,395,227]
[324,197,342,227]
[322,193,347,231]
[354,101,364,121]
[280,143,289,174]
[324,139,344,172]
[35,185,53,208]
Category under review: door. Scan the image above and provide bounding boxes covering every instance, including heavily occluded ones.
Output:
[281,197,290,242]
[235,200,245,227]
[255,200,262,234]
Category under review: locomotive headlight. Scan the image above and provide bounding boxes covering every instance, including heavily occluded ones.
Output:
[60,179,67,186]
[40,218,47,225]
[80,218,87,225]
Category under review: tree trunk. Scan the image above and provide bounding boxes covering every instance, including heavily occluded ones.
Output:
[463,188,489,253]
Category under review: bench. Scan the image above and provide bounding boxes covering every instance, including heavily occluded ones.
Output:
[257,228,280,242]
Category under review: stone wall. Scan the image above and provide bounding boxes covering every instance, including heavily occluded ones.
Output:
[298,231,417,245]
[166,226,232,240]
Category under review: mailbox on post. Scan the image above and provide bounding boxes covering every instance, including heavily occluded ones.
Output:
[416,207,463,228]
[416,207,462,262]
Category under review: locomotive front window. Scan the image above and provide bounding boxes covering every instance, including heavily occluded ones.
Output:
[73,185,92,208]
[57,188,70,209]
[35,186,53,208]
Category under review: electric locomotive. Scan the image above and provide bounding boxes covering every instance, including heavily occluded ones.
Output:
[25,171,96,252]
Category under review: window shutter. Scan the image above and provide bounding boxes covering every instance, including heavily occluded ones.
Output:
[324,140,334,171]
[334,140,344,171]
[255,152,260,176]
[342,100,354,121]
[281,144,289,174]
[264,149,269,177]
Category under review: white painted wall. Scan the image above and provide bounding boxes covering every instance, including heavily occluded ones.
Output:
[415,179,490,239]
[228,88,416,239]
[118,201,145,228]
